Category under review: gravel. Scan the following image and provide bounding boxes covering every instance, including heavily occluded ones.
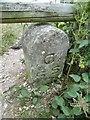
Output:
[0,48,25,119]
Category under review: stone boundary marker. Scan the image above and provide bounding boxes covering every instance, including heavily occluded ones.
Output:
[22,23,69,86]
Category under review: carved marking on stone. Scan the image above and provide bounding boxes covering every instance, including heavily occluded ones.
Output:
[44,53,55,64]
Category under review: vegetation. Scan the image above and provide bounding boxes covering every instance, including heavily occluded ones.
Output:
[0,23,27,55]
[51,2,90,119]
[2,2,90,119]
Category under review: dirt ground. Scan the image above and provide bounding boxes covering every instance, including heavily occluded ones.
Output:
[0,48,25,118]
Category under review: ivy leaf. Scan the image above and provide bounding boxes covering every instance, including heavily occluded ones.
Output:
[69,74,81,82]
[39,85,49,93]
[61,106,70,116]
[53,109,60,116]
[32,97,38,105]
[21,88,30,98]
[82,73,89,83]
[76,40,89,48]
[55,96,65,106]
[69,48,79,53]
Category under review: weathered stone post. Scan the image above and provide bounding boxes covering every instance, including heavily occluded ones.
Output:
[22,23,69,86]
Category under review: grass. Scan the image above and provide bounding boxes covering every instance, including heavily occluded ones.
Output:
[0,23,29,55]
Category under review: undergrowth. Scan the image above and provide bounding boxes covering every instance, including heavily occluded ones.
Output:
[4,2,90,119]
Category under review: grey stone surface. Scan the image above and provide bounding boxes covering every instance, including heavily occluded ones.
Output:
[22,23,69,86]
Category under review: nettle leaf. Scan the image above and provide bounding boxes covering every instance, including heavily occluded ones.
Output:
[76,40,89,48]
[55,96,65,106]
[32,97,38,105]
[21,88,30,98]
[39,85,49,93]
[69,48,79,53]
[51,100,58,109]
[69,74,81,82]
[53,109,60,116]
[71,107,82,116]
[82,73,89,83]
[61,106,70,116]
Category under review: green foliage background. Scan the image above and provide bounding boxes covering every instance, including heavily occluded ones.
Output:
[52,2,90,119]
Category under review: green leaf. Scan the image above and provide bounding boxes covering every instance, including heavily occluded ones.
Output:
[79,82,86,89]
[17,95,23,99]
[19,98,26,106]
[39,85,49,93]
[67,91,78,98]
[65,84,80,98]
[52,109,60,116]
[63,92,72,99]
[69,83,80,91]
[51,100,58,109]
[61,106,70,116]
[71,107,82,115]
[83,95,89,102]
[55,96,65,106]
[69,74,81,82]
[44,108,50,113]
[21,88,30,98]
[86,60,90,67]
[58,114,66,119]
[82,73,89,83]
[76,40,89,48]
[32,97,38,105]
[69,48,79,53]
[31,91,36,97]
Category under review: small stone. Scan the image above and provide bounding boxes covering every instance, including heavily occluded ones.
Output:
[23,106,27,109]
[17,74,20,77]
[23,77,26,80]
[41,51,45,54]
[26,107,29,110]
[4,103,7,109]
[23,82,27,87]
[0,75,3,79]
[13,62,15,64]
[31,105,34,108]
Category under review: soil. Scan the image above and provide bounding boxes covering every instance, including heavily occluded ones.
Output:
[0,45,62,119]
[0,48,25,119]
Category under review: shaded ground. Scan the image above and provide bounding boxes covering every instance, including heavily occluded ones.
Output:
[0,48,25,118]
